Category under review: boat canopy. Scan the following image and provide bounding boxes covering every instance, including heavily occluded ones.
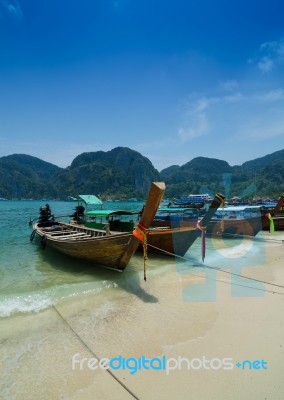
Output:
[78,194,103,205]
[85,210,136,217]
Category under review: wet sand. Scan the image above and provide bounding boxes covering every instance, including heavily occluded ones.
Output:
[1,232,284,400]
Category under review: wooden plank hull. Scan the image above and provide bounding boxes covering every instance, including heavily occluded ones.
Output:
[205,217,262,237]
[143,193,225,256]
[146,227,200,257]
[34,225,132,269]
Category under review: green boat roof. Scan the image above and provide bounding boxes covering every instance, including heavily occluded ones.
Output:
[78,194,103,205]
[85,209,136,217]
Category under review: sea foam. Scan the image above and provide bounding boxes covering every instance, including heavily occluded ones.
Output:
[0,293,53,318]
[0,280,119,318]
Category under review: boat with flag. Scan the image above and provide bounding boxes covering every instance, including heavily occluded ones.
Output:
[204,205,263,237]
[261,193,284,231]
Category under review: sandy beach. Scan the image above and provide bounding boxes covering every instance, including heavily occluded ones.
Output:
[1,231,284,400]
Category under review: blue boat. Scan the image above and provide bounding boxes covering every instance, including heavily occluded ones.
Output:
[171,193,213,208]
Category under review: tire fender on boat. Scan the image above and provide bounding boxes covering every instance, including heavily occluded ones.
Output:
[30,230,36,242]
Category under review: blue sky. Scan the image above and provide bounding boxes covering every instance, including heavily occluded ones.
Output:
[0,0,284,171]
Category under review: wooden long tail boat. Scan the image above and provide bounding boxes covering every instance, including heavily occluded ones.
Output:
[205,205,263,237]
[152,194,263,238]
[31,182,165,271]
[262,194,284,231]
[164,201,262,238]
[144,193,225,257]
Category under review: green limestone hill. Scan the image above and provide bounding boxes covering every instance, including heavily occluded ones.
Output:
[160,157,233,196]
[162,157,232,181]
[0,154,62,199]
[160,150,284,198]
[0,148,283,199]
[45,147,160,199]
[241,149,284,170]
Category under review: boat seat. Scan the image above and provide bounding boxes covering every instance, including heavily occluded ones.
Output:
[51,233,88,240]
[48,230,79,236]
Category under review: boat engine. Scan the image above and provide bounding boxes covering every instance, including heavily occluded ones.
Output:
[39,204,53,224]
[71,205,85,223]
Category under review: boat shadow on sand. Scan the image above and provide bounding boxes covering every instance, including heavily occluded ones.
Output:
[33,243,160,304]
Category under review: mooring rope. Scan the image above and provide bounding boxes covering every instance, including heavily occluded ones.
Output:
[146,242,284,296]
[206,231,284,244]
[52,306,141,400]
[17,259,141,400]
[133,222,149,281]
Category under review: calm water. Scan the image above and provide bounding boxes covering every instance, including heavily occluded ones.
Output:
[0,200,269,319]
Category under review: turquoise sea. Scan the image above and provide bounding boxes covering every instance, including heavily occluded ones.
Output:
[0,199,269,318]
[0,199,147,318]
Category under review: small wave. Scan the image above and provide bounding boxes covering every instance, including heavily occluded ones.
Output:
[0,280,119,318]
[0,293,53,318]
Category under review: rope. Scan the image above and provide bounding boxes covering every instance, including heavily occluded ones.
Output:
[133,222,149,281]
[145,242,284,296]
[195,221,207,261]
[206,231,284,244]
[52,307,140,400]
[17,258,141,400]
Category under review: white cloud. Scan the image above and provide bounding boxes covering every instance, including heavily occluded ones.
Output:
[256,89,284,102]
[236,114,284,141]
[230,88,284,141]
[278,43,284,58]
[1,0,23,18]
[193,97,218,113]
[258,57,274,73]
[178,112,209,142]
[220,80,239,92]
[178,80,284,147]
[178,96,218,142]
[224,92,243,103]
[260,38,284,55]
[255,37,284,73]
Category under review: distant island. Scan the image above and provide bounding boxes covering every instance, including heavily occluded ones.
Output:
[0,147,283,200]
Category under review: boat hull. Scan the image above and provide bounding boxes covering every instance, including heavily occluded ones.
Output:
[144,193,225,255]
[262,214,284,231]
[33,223,133,270]
[145,227,200,257]
[205,217,262,237]
[31,181,166,271]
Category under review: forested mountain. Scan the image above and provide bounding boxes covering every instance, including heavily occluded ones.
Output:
[0,148,283,200]
[241,149,284,171]
[51,147,160,199]
[160,150,284,198]
[0,154,62,199]
[0,148,160,199]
